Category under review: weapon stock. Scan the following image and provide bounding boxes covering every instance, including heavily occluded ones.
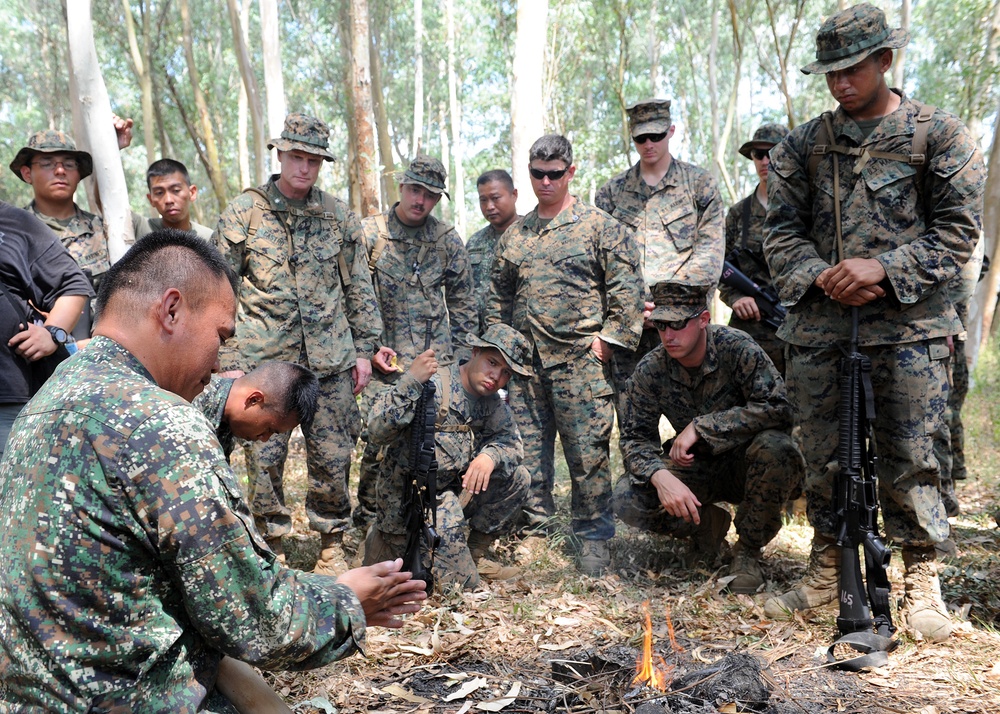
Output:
[720,256,787,330]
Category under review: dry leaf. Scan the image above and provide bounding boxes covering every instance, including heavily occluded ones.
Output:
[537,641,578,651]
[442,676,488,701]
[718,703,738,713]
[553,617,580,627]
[381,683,432,704]
[455,703,473,714]
[398,645,435,656]
[475,682,522,711]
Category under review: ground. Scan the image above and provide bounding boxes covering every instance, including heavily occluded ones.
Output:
[231,343,1000,714]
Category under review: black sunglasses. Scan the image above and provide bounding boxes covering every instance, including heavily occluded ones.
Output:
[751,148,771,160]
[529,167,569,181]
[651,316,693,332]
[634,132,667,145]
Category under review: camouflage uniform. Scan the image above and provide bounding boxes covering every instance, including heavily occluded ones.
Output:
[614,324,801,548]
[485,196,643,539]
[26,200,109,284]
[193,375,237,459]
[216,120,382,540]
[466,222,508,334]
[134,214,214,241]
[0,337,365,712]
[763,93,986,546]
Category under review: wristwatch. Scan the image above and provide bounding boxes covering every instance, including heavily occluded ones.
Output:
[46,325,71,346]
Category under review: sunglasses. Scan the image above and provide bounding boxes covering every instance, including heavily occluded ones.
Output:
[751,148,771,160]
[634,132,667,145]
[529,167,569,181]
[651,316,693,332]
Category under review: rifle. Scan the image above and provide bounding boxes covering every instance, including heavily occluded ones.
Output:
[827,306,897,670]
[720,253,787,330]
[403,320,441,593]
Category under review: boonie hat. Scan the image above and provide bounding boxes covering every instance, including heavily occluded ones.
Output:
[649,282,711,323]
[467,324,534,378]
[738,123,790,159]
[801,3,909,75]
[267,113,335,161]
[626,98,672,138]
[401,154,450,199]
[10,130,94,181]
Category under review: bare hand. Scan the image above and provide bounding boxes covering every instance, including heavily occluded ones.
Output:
[732,296,761,322]
[352,358,372,395]
[409,349,438,383]
[113,114,134,150]
[815,258,886,306]
[8,323,57,361]
[336,558,427,628]
[650,469,702,524]
[591,335,612,363]
[668,422,699,467]
[372,346,398,374]
[461,453,495,495]
[641,300,656,329]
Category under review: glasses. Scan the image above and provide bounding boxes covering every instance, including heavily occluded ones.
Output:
[751,148,771,161]
[651,316,693,332]
[31,158,79,171]
[634,132,667,145]
[529,167,569,181]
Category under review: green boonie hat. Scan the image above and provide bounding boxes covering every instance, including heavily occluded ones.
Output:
[267,113,335,161]
[738,123,790,159]
[801,3,908,75]
[649,282,710,323]
[626,98,672,138]
[10,130,94,182]
[467,324,534,378]
[401,154,450,199]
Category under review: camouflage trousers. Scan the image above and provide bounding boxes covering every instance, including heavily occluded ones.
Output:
[613,429,802,549]
[246,368,360,539]
[509,347,616,540]
[728,316,786,377]
[787,340,951,547]
[363,464,529,589]
[935,337,969,486]
[610,328,660,421]
[355,376,396,528]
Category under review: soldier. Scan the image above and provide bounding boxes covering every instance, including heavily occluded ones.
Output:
[355,155,477,530]
[0,230,426,711]
[363,324,532,589]
[486,134,644,575]
[613,282,802,592]
[596,98,725,402]
[134,158,214,240]
[467,170,520,333]
[762,4,985,642]
[720,123,790,375]
[215,113,383,574]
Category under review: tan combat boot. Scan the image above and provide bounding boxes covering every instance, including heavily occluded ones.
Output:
[727,540,765,594]
[467,530,520,581]
[313,532,347,576]
[764,533,840,618]
[902,545,952,642]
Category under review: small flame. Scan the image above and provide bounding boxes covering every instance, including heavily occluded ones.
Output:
[633,601,673,691]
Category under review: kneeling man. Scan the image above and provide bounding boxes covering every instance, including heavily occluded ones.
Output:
[613,281,803,592]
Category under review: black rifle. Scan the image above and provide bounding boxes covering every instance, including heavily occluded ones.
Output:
[403,321,441,593]
[827,307,897,670]
[720,254,787,330]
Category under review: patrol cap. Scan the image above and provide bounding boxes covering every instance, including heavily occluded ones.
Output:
[401,154,450,199]
[10,130,94,181]
[626,98,672,138]
[649,281,710,323]
[268,113,335,161]
[801,3,909,75]
[738,123,790,159]
[467,324,534,378]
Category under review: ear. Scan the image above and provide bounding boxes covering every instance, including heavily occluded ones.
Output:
[146,192,154,207]
[511,188,518,201]
[698,310,711,328]
[19,165,33,184]
[566,165,577,181]
[189,184,198,201]
[243,390,265,409]
[878,49,894,73]
[667,125,677,140]
[155,288,184,334]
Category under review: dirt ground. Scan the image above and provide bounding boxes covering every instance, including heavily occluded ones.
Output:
[230,366,1000,714]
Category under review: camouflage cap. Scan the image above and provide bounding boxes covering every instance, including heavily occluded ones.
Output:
[401,154,450,199]
[467,324,534,378]
[801,3,908,75]
[626,98,672,138]
[649,281,710,323]
[10,130,94,182]
[738,123,790,159]
[267,113,335,161]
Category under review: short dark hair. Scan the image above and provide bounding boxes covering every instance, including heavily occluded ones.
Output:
[95,229,237,321]
[247,361,320,429]
[146,159,192,191]
[529,135,573,167]
[476,170,514,192]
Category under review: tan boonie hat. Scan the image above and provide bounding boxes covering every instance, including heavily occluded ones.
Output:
[267,113,335,161]
[738,123,790,159]
[801,3,909,75]
[649,282,710,323]
[626,98,672,138]
[401,154,450,199]
[10,130,94,182]
[467,324,534,378]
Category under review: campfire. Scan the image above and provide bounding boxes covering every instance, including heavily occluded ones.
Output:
[633,601,678,691]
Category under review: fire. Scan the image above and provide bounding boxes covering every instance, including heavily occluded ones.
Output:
[633,601,674,691]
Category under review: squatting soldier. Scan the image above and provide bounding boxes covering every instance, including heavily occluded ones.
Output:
[720,123,790,375]
[486,134,644,575]
[215,113,383,573]
[762,4,986,642]
[363,324,532,589]
[596,98,725,403]
[355,155,477,529]
[613,282,803,593]
[134,158,214,240]
[467,169,520,333]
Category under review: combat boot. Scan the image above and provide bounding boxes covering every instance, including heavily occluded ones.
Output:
[579,539,611,576]
[727,540,765,594]
[467,530,520,581]
[902,545,952,642]
[764,533,840,618]
[313,532,347,576]
[265,536,286,565]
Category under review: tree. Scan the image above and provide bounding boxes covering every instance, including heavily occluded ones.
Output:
[348,0,381,217]
[259,0,286,172]
[412,0,425,156]
[120,0,156,173]
[227,0,267,185]
[445,0,466,236]
[511,0,548,216]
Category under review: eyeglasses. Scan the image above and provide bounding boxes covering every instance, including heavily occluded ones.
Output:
[31,158,79,171]
[751,148,771,161]
[651,316,693,332]
[634,132,667,145]
[529,167,569,181]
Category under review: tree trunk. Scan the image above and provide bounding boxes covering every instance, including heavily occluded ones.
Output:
[438,93,451,224]
[237,0,251,189]
[764,0,806,128]
[648,4,659,93]
[977,96,1000,351]
[445,0,465,236]
[259,0,286,174]
[121,0,156,174]
[226,0,267,185]
[66,0,134,263]
[349,0,381,217]
[892,0,910,88]
[511,0,548,215]
[412,0,424,156]
[370,19,399,206]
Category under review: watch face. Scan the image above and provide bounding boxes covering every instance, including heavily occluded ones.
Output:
[47,326,68,344]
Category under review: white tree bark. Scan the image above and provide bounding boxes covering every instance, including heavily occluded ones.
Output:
[260,0,286,172]
[412,0,425,156]
[237,0,251,189]
[227,0,267,185]
[66,0,134,264]
[349,0,381,217]
[511,0,548,216]
[892,0,910,89]
[446,0,465,236]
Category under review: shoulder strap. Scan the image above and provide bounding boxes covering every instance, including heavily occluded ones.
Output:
[242,187,271,239]
[320,192,352,288]
[367,214,390,272]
